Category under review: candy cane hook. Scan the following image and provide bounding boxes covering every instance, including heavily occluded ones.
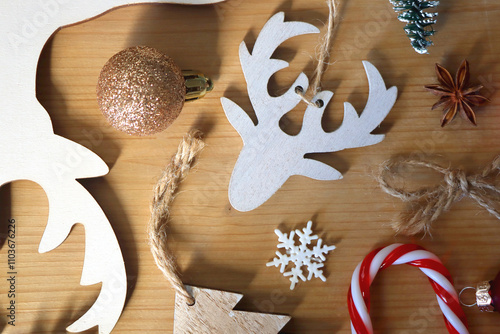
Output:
[347,244,469,334]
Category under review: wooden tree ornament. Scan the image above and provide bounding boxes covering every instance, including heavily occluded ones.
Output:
[174,286,290,333]
[0,1,223,333]
[221,12,398,212]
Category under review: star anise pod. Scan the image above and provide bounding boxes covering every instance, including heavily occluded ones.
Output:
[425,59,489,127]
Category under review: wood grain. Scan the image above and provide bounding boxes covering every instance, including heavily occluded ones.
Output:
[1,0,500,333]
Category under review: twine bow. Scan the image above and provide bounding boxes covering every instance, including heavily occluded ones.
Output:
[378,155,500,236]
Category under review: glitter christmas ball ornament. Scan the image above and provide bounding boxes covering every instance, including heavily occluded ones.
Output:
[97,46,213,136]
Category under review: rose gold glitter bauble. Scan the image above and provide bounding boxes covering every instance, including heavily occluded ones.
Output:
[97,46,185,136]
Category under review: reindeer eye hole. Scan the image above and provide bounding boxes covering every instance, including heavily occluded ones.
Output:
[295,86,304,94]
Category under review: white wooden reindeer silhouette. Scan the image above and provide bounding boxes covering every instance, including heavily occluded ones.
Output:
[221,13,398,212]
[0,1,222,333]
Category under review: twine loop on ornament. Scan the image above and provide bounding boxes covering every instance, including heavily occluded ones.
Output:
[377,155,500,236]
[295,0,337,107]
[148,129,205,306]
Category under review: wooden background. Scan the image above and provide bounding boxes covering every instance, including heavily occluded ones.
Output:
[1,0,500,333]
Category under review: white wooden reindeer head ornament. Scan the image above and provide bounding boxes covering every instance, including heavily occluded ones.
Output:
[221,12,398,212]
[0,0,222,333]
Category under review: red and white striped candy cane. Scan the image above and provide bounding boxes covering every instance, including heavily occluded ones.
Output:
[348,244,469,334]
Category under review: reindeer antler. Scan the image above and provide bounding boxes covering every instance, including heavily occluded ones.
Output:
[222,12,319,138]
[1,1,224,333]
[221,12,398,212]
[299,61,398,152]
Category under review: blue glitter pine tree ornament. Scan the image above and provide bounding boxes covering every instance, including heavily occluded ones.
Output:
[390,0,440,54]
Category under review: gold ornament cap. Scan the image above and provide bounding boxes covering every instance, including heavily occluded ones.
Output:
[97,46,212,136]
[476,281,495,312]
[183,70,214,101]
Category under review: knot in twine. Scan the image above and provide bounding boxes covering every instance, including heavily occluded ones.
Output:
[148,129,205,305]
[296,0,338,107]
[378,155,500,236]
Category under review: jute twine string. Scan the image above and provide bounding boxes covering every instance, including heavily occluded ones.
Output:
[378,155,500,236]
[296,0,338,107]
[148,129,205,305]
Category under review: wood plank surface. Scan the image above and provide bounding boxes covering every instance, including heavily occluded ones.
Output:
[1,0,500,333]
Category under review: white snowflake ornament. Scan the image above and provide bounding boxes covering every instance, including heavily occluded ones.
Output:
[267,221,336,290]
